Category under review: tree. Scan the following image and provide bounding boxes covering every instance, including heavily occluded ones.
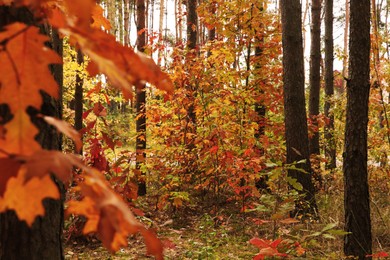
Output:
[0,6,64,259]
[136,0,147,195]
[280,0,318,217]
[343,1,372,259]
[324,0,336,170]
[308,0,322,157]
[74,49,84,154]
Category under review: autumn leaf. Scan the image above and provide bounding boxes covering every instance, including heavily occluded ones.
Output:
[0,166,60,226]
[0,110,40,157]
[0,23,61,156]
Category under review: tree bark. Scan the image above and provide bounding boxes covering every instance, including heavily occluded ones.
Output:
[280,0,318,218]
[74,50,84,155]
[136,0,147,196]
[308,0,322,156]
[343,1,372,259]
[0,6,64,260]
[324,0,336,170]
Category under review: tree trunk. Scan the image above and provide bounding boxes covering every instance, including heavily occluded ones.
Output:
[341,0,349,93]
[280,0,318,218]
[308,0,322,156]
[136,0,147,196]
[0,6,64,260]
[324,0,336,170]
[124,0,130,46]
[343,1,372,259]
[185,0,197,143]
[74,50,84,154]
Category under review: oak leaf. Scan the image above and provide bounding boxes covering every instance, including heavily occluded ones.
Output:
[0,23,61,156]
[0,166,60,226]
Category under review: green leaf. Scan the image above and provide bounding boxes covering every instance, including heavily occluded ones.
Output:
[286,176,303,191]
[321,223,337,232]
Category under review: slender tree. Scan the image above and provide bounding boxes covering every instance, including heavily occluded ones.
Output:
[0,6,64,259]
[343,1,372,258]
[74,50,84,154]
[308,0,322,156]
[280,0,318,217]
[324,0,336,170]
[341,0,349,92]
[185,0,198,148]
[136,0,147,196]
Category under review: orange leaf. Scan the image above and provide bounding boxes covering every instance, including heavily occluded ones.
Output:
[0,166,59,226]
[0,23,61,112]
[0,110,40,156]
[43,116,82,152]
[91,5,111,31]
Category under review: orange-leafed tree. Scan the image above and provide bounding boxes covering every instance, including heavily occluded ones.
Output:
[0,0,173,259]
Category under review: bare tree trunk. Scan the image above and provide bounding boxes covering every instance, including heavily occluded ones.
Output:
[341,0,349,92]
[124,0,130,46]
[280,0,318,218]
[343,1,372,258]
[74,50,84,154]
[136,0,147,196]
[324,0,336,170]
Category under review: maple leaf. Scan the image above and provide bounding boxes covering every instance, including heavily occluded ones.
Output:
[0,166,59,226]
[366,251,389,258]
[0,23,61,156]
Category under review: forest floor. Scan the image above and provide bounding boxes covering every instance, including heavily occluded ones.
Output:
[64,176,390,260]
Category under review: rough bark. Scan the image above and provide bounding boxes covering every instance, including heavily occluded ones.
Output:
[0,6,64,260]
[124,0,130,46]
[280,0,318,218]
[308,0,322,156]
[341,0,349,92]
[74,50,84,154]
[343,1,372,259]
[136,0,147,196]
[185,0,197,141]
[324,0,336,170]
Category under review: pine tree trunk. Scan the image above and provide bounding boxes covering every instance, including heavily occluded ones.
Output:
[341,0,349,92]
[0,6,64,260]
[308,0,322,156]
[343,1,372,259]
[324,0,336,170]
[74,50,84,154]
[280,0,318,218]
[136,0,147,196]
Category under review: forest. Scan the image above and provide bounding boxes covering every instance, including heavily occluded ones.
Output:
[0,0,389,259]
